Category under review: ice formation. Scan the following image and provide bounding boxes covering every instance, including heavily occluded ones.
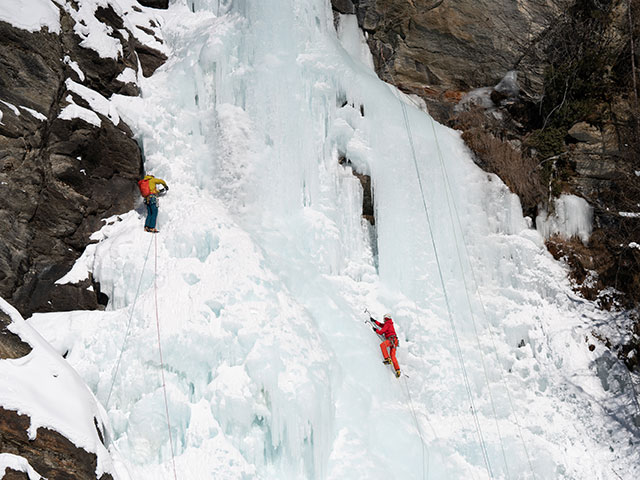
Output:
[3,1,638,479]
[536,194,594,244]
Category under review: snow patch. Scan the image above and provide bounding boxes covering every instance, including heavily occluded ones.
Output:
[56,213,135,285]
[457,86,494,110]
[1,100,20,116]
[116,0,169,56]
[53,0,123,59]
[65,78,120,125]
[19,106,47,121]
[0,453,43,480]
[116,67,137,84]
[64,55,86,81]
[59,102,102,127]
[0,0,61,34]
[457,70,520,111]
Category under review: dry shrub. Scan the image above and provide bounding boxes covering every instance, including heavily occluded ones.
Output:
[454,107,546,217]
[546,234,616,306]
[546,224,640,310]
[548,231,640,373]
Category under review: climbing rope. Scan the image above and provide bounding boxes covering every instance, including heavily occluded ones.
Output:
[383,60,539,477]
[397,97,494,479]
[401,376,429,480]
[377,45,497,476]
[104,226,179,479]
[153,233,179,480]
[105,235,154,407]
[427,113,537,479]
[425,116,513,479]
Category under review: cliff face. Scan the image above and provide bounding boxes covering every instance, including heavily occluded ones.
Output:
[337,0,560,97]
[0,1,169,477]
[0,1,167,317]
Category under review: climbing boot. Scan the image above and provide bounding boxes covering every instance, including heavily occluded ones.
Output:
[395,369,401,378]
[383,358,391,365]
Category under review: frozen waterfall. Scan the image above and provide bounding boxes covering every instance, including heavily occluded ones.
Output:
[28,1,639,479]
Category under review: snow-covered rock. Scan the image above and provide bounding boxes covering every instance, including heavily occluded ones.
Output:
[0,297,116,480]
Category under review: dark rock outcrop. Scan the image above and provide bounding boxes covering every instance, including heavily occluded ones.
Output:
[133,39,168,77]
[0,407,112,480]
[0,311,31,359]
[138,0,170,9]
[3,468,30,480]
[0,2,166,317]
[0,1,168,474]
[332,0,356,14]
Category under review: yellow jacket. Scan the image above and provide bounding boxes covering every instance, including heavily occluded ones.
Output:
[144,175,168,194]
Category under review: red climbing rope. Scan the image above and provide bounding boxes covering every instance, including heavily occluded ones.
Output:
[154,234,179,480]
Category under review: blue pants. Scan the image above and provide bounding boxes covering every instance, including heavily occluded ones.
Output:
[145,195,158,229]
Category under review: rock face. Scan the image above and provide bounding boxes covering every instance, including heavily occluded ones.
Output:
[0,2,166,317]
[0,311,31,359]
[138,0,169,8]
[3,469,28,480]
[567,121,622,197]
[332,0,356,14]
[0,407,112,480]
[343,0,560,97]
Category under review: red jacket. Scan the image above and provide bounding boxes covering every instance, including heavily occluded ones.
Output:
[372,318,397,338]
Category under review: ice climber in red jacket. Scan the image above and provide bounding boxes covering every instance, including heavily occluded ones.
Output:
[371,313,401,378]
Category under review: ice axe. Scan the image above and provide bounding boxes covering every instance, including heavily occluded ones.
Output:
[157,184,169,197]
[363,308,379,332]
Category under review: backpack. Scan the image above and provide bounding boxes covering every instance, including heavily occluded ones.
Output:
[138,178,151,197]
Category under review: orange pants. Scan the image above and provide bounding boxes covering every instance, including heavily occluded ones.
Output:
[380,337,399,371]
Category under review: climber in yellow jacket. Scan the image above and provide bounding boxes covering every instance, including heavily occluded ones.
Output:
[137,175,168,233]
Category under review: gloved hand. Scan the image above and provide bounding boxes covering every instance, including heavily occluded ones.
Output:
[372,328,378,333]
[165,185,169,191]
